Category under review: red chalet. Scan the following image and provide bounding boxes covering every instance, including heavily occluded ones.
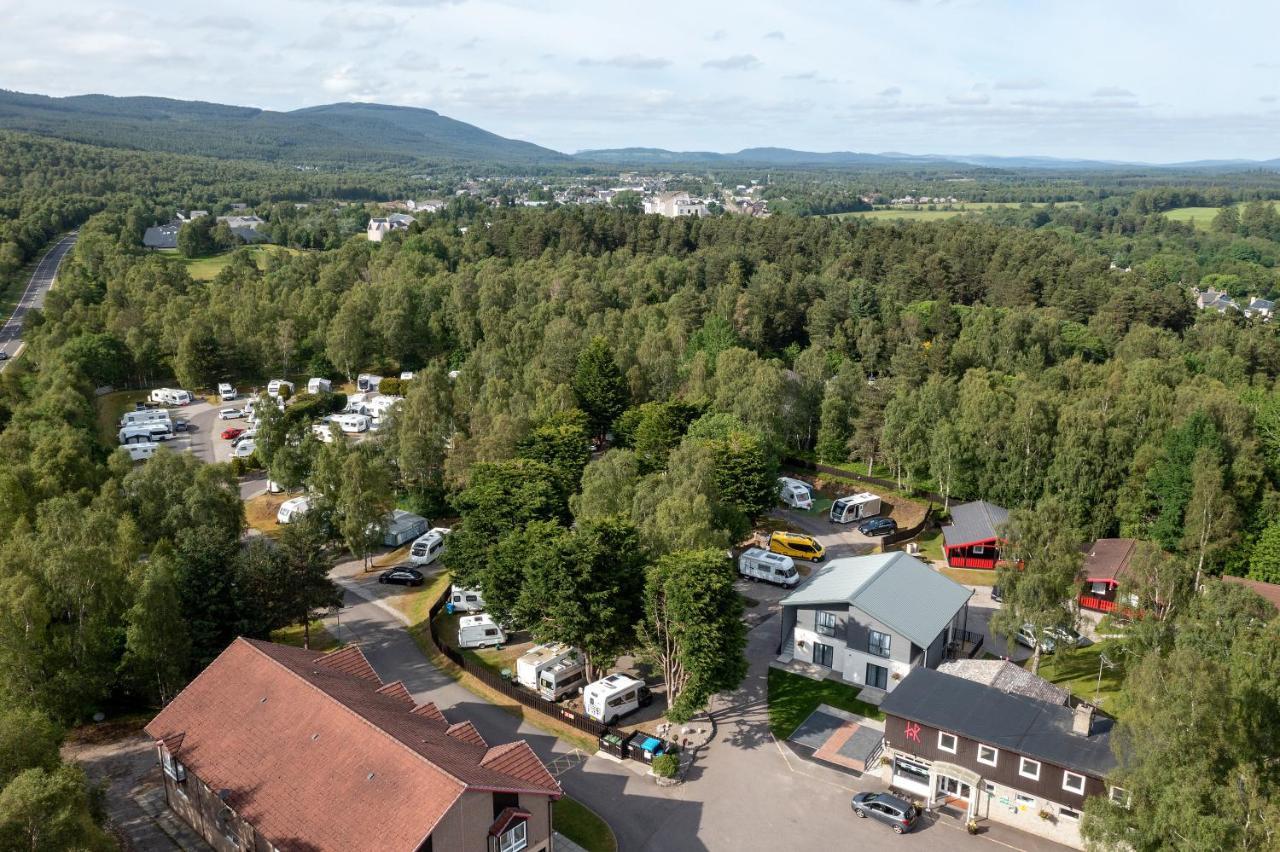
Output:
[941,501,1008,570]
[1078,539,1137,614]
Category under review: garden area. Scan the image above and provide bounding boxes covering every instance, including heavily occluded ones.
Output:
[1030,639,1127,712]
[553,797,617,852]
[767,668,884,739]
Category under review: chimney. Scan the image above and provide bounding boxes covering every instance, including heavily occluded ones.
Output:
[1072,702,1095,736]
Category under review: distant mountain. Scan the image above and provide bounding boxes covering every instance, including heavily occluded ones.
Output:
[0,89,567,165]
[574,146,965,168]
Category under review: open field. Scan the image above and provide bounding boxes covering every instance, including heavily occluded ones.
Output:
[832,201,1081,223]
[159,244,301,281]
[1165,200,1280,230]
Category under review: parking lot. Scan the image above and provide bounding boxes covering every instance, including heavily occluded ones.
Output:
[117,396,244,464]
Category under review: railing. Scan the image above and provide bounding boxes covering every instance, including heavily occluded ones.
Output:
[947,556,997,570]
[1078,594,1116,613]
[946,630,985,660]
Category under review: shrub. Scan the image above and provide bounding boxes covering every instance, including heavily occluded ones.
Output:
[651,753,679,778]
[378,377,406,396]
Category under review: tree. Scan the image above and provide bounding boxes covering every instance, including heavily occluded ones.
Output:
[120,543,190,706]
[388,364,453,502]
[336,448,394,572]
[1211,204,1240,234]
[173,526,243,670]
[815,365,858,464]
[686,414,779,521]
[518,410,592,502]
[1248,520,1280,584]
[275,514,342,649]
[0,766,112,851]
[0,709,62,788]
[573,336,629,439]
[174,321,225,390]
[572,449,640,522]
[177,215,215,257]
[638,550,747,723]
[1181,447,1238,586]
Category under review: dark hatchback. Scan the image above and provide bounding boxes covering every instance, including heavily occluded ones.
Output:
[378,566,425,586]
[850,792,920,834]
[857,516,898,537]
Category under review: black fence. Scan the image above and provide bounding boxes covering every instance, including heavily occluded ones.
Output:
[884,507,936,548]
[425,590,614,740]
[783,456,953,506]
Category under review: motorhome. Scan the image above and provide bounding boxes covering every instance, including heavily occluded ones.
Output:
[218,383,236,401]
[119,423,171,444]
[149,388,193,406]
[538,655,588,701]
[449,585,486,613]
[408,527,450,566]
[232,439,256,459]
[306,377,332,394]
[330,413,370,434]
[276,496,312,525]
[583,674,652,725]
[357,373,384,393]
[311,423,337,444]
[120,408,171,428]
[266,379,294,399]
[738,548,800,587]
[778,477,814,510]
[515,644,577,690]
[366,395,403,424]
[829,492,882,524]
[124,442,160,462]
[399,371,414,381]
[456,614,506,649]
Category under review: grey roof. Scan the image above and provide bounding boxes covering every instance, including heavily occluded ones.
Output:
[941,500,1009,547]
[781,552,972,649]
[937,659,1070,706]
[143,224,179,249]
[880,668,1116,778]
[230,226,268,243]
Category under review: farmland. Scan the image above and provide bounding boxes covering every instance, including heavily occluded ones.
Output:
[159,244,301,281]
[831,201,1081,222]
[1165,200,1280,229]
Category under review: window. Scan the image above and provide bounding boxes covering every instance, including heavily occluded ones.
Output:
[1015,794,1036,809]
[1062,771,1086,795]
[982,781,996,795]
[498,821,527,852]
[1019,757,1041,781]
[1058,806,1081,821]
[893,757,930,785]
[865,663,888,689]
[937,732,958,754]
[976,744,998,767]
[813,642,834,668]
[159,749,185,782]
[867,630,891,658]
[972,544,986,555]
[1109,786,1131,807]
[815,611,838,637]
[1091,581,1109,595]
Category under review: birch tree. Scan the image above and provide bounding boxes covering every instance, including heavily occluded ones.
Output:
[1181,447,1237,588]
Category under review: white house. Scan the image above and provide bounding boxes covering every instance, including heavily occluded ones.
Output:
[367,214,415,242]
[643,192,708,218]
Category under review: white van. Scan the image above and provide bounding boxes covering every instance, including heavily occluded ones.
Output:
[149,388,193,406]
[330,413,370,434]
[120,409,171,428]
[125,442,160,462]
[357,373,384,393]
[583,674,652,725]
[457,614,506,649]
[409,528,450,566]
[266,379,294,399]
[449,585,486,613]
[276,496,312,525]
[778,477,814,510]
[307,377,332,394]
[738,548,800,587]
[515,644,577,690]
[218,383,236,401]
[829,492,882,524]
[538,655,588,702]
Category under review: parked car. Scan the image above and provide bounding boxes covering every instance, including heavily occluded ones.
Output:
[220,427,244,441]
[219,407,245,420]
[1045,626,1087,648]
[171,418,193,432]
[850,792,919,834]
[1015,624,1056,654]
[0,351,8,361]
[378,566,425,587]
[857,516,898,537]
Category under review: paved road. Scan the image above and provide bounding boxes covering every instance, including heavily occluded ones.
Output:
[0,232,77,367]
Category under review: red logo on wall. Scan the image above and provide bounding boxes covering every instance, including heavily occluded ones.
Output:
[904,722,922,743]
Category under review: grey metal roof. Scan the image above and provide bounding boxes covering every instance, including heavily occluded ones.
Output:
[781,552,972,649]
[937,660,1070,706]
[941,500,1009,547]
[880,668,1116,778]
[143,224,179,249]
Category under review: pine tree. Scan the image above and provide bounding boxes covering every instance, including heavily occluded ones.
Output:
[573,336,629,439]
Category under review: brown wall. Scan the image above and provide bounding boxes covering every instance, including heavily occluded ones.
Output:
[884,715,1106,804]
[161,770,264,852]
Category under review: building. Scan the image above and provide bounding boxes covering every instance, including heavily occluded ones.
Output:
[145,638,561,852]
[216,215,265,231]
[1221,574,1280,611]
[643,191,708,218]
[941,500,1009,569]
[1246,296,1275,319]
[777,551,974,693]
[383,509,429,547]
[936,659,1070,706]
[143,223,181,249]
[178,210,209,222]
[1078,538,1138,614]
[1193,287,1240,313]
[880,667,1117,849]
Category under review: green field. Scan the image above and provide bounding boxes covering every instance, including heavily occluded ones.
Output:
[1165,201,1280,230]
[160,244,301,281]
[832,201,1080,223]
[1030,640,1127,713]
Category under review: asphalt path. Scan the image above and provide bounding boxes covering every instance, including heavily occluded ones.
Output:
[0,232,77,367]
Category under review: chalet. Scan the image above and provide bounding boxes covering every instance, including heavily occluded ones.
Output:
[880,667,1117,849]
[367,216,413,242]
[143,222,180,249]
[941,500,1008,569]
[1079,538,1137,614]
[145,638,561,852]
[1221,574,1280,611]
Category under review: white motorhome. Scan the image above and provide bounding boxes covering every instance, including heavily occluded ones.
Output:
[399,371,414,381]
[232,439,256,458]
[408,527,450,566]
[330,413,370,434]
[778,477,814,510]
[311,423,337,444]
[306,377,332,394]
[829,492,882,524]
[124,442,160,461]
[218,383,236,401]
[120,409,171,428]
[515,644,577,690]
[149,388,193,406]
[583,674,652,725]
[119,423,171,444]
[357,373,384,393]
[456,614,506,649]
[738,547,800,587]
[538,655,587,701]
[266,379,295,399]
[449,585,486,613]
[276,496,312,525]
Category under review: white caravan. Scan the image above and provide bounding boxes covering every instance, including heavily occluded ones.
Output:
[149,388,193,406]
[538,655,588,701]
[408,528,450,566]
[738,548,800,587]
[217,383,236,401]
[120,409,171,428]
[515,644,577,690]
[266,379,294,399]
[829,492,882,524]
[119,423,171,444]
[399,371,415,381]
[306,377,332,394]
[456,614,506,649]
[124,442,160,461]
[449,585,486,613]
[778,477,814,510]
[232,439,256,458]
[276,496,312,525]
[583,674,652,725]
[310,423,337,444]
[330,413,370,434]
[356,373,384,393]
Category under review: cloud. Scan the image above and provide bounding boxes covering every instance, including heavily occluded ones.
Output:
[878,86,902,97]
[1092,86,1135,98]
[764,30,785,40]
[328,13,400,32]
[578,54,671,70]
[947,92,990,105]
[1260,95,1277,103]
[703,54,760,71]
[994,77,1045,91]
[707,29,727,41]
[191,16,253,31]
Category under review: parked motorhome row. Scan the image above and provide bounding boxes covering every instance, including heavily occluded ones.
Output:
[149,388,193,406]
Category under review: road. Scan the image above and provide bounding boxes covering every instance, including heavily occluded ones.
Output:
[0,232,77,367]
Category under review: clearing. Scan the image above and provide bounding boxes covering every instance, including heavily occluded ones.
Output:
[1029,639,1127,713]
[832,201,1081,223]
[1165,200,1280,230]
[766,667,883,739]
[160,244,301,281]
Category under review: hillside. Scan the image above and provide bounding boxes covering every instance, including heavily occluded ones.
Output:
[0,89,567,166]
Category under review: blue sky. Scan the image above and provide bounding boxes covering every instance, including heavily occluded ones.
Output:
[2,0,1278,161]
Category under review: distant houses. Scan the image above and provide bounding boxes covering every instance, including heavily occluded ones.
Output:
[1078,538,1138,614]
[643,191,709,218]
[143,222,181,249]
[368,213,415,242]
[1192,286,1274,319]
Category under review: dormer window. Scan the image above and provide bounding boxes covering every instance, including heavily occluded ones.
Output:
[498,821,526,852]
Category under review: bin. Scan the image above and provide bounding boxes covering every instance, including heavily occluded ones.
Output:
[627,734,666,764]
[598,731,635,760]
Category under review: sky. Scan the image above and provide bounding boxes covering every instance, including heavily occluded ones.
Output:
[2,0,1279,162]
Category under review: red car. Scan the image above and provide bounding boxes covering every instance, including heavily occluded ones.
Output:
[221,427,244,441]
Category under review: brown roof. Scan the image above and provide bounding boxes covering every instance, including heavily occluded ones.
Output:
[1082,538,1137,583]
[145,639,560,852]
[1222,575,1280,611]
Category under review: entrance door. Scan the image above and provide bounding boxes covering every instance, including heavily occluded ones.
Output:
[865,663,888,689]
[813,643,834,668]
[937,775,972,801]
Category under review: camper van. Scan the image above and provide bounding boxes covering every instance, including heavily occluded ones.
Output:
[356,373,384,393]
[118,423,171,445]
[538,655,588,702]
[120,408,171,428]
[515,644,577,690]
[829,492,883,524]
[449,585,486,613]
[456,614,506,649]
[778,477,815,510]
[738,548,800,587]
[266,379,294,399]
[124,442,160,462]
[583,674,653,725]
[306,377,332,395]
[149,388,193,407]
[218,383,237,401]
[768,530,826,562]
[408,528,450,566]
[330,413,370,434]
[276,496,312,525]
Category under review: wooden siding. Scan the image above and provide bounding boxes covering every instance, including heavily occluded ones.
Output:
[944,541,1000,570]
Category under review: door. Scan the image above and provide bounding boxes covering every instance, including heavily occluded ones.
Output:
[937,775,972,801]
[865,663,888,689]
[813,642,834,668]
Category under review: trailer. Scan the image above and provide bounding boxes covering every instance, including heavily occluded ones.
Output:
[119,423,171,444]
[329,413,370,434]
[276,496,312,525]
[515,644,577,690]
[124,442,160,461]
[829,492,882,524]
[457,614,506,649]
[408,527,450,565]
[778,477,815,510]
[266,379,295,399]
[149,388,193,406]
[449,585,486,613]
[120,408,171,428]
[306,377,332,394]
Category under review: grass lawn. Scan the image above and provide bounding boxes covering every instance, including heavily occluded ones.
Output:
[94,389,152,445]
[938,566,998,586]
[553,797,617,852]
[1165,201,1280,230]
[767,667,883,739]
[244,492,289,537]
[270,619,340,651]
[915,528,945,563]
[161,244,300,282]
[1031,640,1127,713]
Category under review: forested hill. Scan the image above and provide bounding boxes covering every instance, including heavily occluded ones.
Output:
[0,89,568,166]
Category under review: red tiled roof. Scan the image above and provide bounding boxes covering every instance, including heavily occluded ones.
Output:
[1082,538,1137,583]
[481,741,561,792]
[489,807,532,837]
[145,639,560,852]
[445,720,488,748]
[375,681,414,704]
[1222,575,1280,610]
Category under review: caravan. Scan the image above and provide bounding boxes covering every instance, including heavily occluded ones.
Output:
[538,655,588,702]
[120,409,171,428]
[738,548,800,587]
[330,413,370,434]
[356,373,384,393]
[449,585,486,613]
[124,442,160,462]
[778,477,815,510]
[408,528,450,566]
[276,496,312,525]
[583,674,652,725]
[149,388,193,406]
[829,492,882,524]
[515,644,577,690]
[306,377,332,394]
[266,379,295,400]
[119,423,171,444]
[456,614,506,649]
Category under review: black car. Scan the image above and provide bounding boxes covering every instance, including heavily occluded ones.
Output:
[857,516,898,537]
[378,566,425,586]
[851,792,920,834]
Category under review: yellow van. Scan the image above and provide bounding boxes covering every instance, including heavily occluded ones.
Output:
[768,531,826,562]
